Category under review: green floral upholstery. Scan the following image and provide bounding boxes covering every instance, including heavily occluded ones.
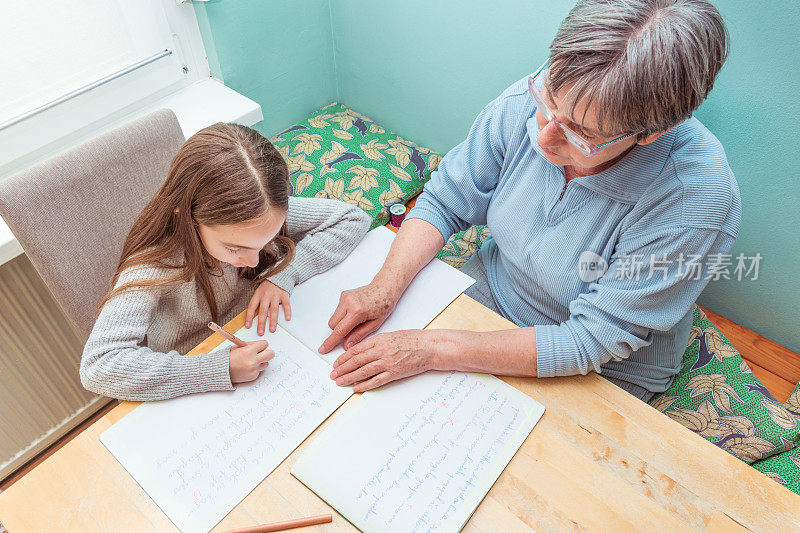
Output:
[262,103,442,229]
[749,381,800,495]
[786,381,800,419]
[752,447,800,495]
[435,225,491,269]
[649,306,800,463]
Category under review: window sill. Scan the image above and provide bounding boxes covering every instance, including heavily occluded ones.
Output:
[0,79,263,267]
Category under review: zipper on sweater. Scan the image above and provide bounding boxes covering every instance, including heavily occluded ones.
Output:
[558,180,568,201]
[547,179,569,225]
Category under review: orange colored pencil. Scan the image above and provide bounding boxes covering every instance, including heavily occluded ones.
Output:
[224,513,332,532]
[207,321,248,348]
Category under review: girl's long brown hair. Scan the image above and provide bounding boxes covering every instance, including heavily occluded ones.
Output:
[99,122,295,322]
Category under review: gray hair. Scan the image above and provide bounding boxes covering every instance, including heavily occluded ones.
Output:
[547,0,729,138]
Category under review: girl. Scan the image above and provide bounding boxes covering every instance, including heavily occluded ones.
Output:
[80,122,371,401]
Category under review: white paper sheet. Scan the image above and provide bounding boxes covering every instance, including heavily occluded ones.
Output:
[291,371,545,533]
[279,226,475,364]
[100,325,353,533]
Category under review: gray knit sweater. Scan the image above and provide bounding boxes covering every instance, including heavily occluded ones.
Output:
[81,196,371,401]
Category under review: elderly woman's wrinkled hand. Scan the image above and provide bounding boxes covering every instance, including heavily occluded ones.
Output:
[329,330,440,392]
[318,281,402,354]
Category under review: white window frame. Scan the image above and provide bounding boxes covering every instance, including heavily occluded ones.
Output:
[0,1,212,178]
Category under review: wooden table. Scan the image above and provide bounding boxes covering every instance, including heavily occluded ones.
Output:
[1,295,799,532]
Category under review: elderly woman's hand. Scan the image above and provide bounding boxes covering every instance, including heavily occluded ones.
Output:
[329,329,444,392]
[318,281,403,354]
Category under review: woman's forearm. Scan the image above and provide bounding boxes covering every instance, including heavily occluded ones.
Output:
[319,218,448,354]
[431,327,538,377]
[374,220,539,377]
[373,218,445,296]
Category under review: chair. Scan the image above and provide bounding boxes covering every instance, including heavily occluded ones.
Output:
[0,109,185,340]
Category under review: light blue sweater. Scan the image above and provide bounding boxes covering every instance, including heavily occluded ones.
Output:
[407,76,741,399]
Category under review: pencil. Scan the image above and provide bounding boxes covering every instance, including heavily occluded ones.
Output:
[207,321,248,348]
[224,513,333,532]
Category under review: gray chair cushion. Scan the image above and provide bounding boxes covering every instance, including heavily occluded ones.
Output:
[0,109,185,340]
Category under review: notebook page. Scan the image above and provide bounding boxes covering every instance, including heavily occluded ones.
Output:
[291,371,545,533]
[100,324,352,533]
[279,226,475,364]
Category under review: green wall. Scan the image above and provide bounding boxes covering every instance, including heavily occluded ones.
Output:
[691,0,800,353]
[193,0,336,134]
[330,1,573,151]
[196,1,800,353]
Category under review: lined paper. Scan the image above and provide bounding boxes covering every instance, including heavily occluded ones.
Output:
[291,371,545,532]
[100,325,352,532]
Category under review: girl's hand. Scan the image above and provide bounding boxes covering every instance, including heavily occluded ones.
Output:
[329,330,441,392]
[229,340,273,384]
[246,280,291,335]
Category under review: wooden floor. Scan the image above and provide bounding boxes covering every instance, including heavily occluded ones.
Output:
[0,399,117,492]
[0,305,798,497]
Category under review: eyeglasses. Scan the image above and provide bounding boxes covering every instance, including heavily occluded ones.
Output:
[528,60,641,157]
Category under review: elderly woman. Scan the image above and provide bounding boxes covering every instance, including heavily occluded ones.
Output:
[319,0,741,402]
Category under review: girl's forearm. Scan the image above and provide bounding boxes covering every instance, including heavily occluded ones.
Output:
[431,327,538,377]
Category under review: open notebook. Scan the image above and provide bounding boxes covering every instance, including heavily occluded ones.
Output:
[100,226,475,532]
[291,371,545,533]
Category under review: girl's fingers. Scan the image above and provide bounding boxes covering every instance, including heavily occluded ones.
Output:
[282,294,292,321]
[353,372,392,393]
[335,360,384,387]
[269,299,279,332]
[257,302,269,336]
[257,349,275,364]
[245,296,260,328]
[249,340,270,353]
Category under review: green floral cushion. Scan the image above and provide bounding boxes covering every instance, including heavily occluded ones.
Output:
[262,103,442,229]
[752,446,800,495]
[435,225,491,269]
[751,381,800,494]
[785,380,800,418]
[649,306,800,463]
